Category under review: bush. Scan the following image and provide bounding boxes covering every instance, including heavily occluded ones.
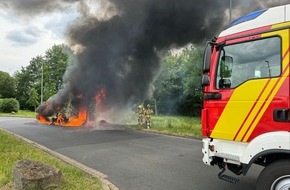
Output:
[0,98,20,113]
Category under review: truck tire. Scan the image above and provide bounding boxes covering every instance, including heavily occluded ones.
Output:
[256,159,290,190]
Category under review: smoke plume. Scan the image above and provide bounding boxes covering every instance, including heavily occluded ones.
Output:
[2,0,289,117]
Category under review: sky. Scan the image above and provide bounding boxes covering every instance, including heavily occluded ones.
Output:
[0,1,288,76]
[0,7,77,75]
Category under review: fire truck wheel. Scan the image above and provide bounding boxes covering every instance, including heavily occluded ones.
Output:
[256,159,290,190]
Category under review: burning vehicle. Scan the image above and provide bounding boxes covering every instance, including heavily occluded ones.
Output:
[36,100,87,127]
[36,88,106,127]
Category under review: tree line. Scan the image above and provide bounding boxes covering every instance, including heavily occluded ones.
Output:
[0,44,203,116]
[150,46,203,116]
[0,44,70,111]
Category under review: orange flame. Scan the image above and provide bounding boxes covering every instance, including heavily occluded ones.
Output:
[37,114,51,125]
[37,109,87,127]
[62,109,87,127]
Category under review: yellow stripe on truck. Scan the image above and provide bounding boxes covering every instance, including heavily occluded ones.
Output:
[210,79,270,140]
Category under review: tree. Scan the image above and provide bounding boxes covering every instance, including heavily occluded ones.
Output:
[14,44,69,110]
[0,71,16,98]
[152,46,203,116]
[180,47,203,116]
[26,88,39,111]
[43,82,57,101]
[44,44,69,92]
[14,56,44,109]
[153,53,184,115]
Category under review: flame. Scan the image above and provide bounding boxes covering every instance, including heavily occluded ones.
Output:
[37,109,87,127]
[37,114,51,125]
[62,109,87,127]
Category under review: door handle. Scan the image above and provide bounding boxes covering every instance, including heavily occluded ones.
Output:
[204,92,222,100]
[273,109,289,122]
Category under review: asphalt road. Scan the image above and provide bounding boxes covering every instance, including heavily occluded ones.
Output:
[0,117,262,190]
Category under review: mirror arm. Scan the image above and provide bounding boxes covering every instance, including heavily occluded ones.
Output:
[216,41,226,50]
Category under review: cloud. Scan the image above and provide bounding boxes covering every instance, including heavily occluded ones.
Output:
[0,0,79,16]
[44,11,78,38]
[6,26,43,46]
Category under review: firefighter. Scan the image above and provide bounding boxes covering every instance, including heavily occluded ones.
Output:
[137,104,145,125]
[144,104,153,129]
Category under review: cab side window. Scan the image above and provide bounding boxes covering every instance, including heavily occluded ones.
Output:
[216,37,281,89]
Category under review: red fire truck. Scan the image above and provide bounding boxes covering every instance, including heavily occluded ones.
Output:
[201,4,290,189]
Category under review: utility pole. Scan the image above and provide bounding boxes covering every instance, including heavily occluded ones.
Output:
[41,61,44,105]
[229,0,232,24]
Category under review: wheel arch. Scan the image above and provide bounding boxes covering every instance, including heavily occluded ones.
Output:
[241,132,290,163]
[242,149,290,175]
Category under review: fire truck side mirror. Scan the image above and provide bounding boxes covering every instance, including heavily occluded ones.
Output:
[220,55,233,78]
[203,43,212,73]
[201,74,210,87]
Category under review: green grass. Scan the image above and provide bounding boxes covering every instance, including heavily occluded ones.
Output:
[0,130,103,190]
[0,110,37,118]
[127,115,202,139]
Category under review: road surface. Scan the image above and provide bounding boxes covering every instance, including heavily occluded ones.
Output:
[0,117,262,190]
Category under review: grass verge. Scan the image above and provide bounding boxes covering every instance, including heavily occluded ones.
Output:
[0,129,103,190]
[0,110,36,118]
[127,115,202,139]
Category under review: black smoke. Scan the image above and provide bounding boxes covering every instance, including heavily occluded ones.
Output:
[2,0,289,117]
[39,0,230,117]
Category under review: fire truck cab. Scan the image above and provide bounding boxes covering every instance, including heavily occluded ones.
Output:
[201,4,290,189]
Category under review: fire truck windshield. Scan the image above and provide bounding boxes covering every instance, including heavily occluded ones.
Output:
[216,37,281,89]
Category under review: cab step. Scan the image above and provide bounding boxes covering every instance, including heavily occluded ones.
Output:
[218,167,239,184]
